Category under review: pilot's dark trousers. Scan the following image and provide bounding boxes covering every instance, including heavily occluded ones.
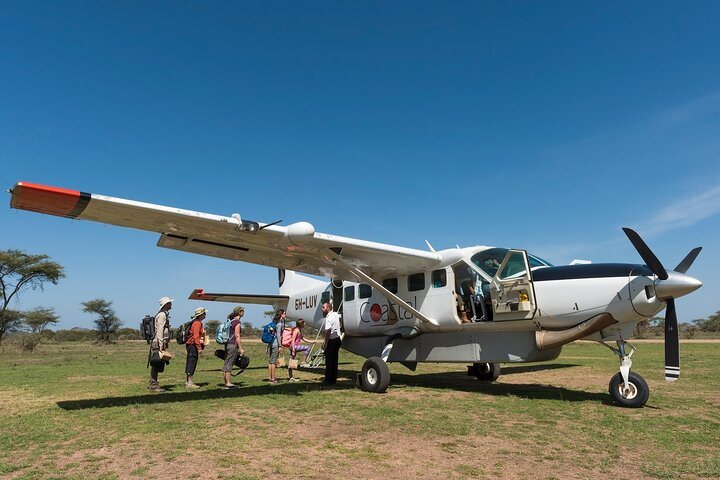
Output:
[324,337,342,384]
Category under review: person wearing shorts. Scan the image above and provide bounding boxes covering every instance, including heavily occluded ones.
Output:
[222,306,245,389]
[267,309,285,384]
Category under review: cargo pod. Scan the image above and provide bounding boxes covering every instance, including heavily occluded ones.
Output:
[490,249,537,321]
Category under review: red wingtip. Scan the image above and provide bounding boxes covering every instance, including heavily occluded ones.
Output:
[10,182,90,218]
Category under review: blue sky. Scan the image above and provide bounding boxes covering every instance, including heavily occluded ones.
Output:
[1,1,719,329]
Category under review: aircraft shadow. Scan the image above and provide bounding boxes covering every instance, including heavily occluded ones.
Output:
[384,368,610,404]
[56,363,605,410]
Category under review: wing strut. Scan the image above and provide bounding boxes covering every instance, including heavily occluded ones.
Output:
[326,250,439,327]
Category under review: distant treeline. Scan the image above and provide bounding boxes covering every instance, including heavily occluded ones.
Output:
[7,320,320,343]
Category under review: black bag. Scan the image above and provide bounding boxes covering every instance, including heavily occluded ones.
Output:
[140,315,155,344]
[235,354,250,370]
[214,349,227,360]
[149,350,166,372]
[176,321,195,345]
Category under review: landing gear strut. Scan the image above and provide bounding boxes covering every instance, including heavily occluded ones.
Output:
[603,338,650,408]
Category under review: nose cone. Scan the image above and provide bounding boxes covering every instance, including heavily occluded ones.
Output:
[654,271,703,300]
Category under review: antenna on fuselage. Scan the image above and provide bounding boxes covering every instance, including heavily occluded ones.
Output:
[424,240,436,252]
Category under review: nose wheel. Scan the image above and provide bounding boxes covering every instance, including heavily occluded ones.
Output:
[603,338,650,408]
[609,371,649,407]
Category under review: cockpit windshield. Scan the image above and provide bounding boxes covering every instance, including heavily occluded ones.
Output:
[471,248,553,278]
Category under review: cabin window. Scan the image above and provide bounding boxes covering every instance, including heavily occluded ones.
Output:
[359,284,372,299]
[431,269,447,288]
[321,291,331,305]
[408,273,425,292]
[382,277,398,294]
[344,285,355,302]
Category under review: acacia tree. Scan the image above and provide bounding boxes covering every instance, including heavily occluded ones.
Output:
[0,309,23,338]
[204,320,221,336]
[0,249,65,345]
[81,298,122,343]
[23,307,60,333]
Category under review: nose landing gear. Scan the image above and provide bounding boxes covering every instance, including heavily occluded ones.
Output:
[603,338,650,408]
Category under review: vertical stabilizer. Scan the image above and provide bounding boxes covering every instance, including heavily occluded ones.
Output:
[278,269,327,296]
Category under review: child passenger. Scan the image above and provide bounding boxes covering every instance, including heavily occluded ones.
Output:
[287,320,313,382]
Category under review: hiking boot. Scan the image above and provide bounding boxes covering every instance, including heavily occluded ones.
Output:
[288,377,300,383]
[185,382,200,389]
[148,385,164,392]
[300,363,309,368]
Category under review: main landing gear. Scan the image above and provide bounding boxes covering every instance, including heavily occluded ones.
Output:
[603,338,650,408]
[468,362,501,382]
[358,335,399,393]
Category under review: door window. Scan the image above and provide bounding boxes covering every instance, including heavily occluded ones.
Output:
[498,252,528,279]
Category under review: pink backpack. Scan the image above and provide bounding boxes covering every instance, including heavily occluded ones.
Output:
[280,327,293,347]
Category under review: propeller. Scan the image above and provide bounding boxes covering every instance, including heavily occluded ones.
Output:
[622,228,702,382]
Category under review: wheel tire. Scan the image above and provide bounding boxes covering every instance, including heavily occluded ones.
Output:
[360,357,391,393]
[473,362,501,382]
[608,371,650,408]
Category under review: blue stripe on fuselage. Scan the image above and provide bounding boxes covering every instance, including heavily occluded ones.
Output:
[532,263,653,282]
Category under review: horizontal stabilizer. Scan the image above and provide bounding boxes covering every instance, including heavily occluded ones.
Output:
[189,288,289,308]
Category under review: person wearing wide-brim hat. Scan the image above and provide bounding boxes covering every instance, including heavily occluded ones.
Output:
[185,307,207,388]
[149,296,173,392]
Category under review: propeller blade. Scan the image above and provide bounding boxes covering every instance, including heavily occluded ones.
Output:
[664,298,680,382]
[622,228,669,280]
[674,247,702,274]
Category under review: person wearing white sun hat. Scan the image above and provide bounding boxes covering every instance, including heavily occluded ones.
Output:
[149,296,173,392]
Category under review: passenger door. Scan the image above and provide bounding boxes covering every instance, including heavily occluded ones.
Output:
[489,249,537,321]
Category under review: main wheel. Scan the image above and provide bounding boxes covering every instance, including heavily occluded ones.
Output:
[472,362,501,382]
[360,356,391,393]
[608,371,650,408]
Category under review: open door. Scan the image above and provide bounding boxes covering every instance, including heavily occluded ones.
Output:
[489,249,537,321]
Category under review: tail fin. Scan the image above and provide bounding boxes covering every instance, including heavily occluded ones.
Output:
[278,269,327,296]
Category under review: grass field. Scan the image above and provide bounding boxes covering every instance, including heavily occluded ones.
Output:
[0,340,718,480]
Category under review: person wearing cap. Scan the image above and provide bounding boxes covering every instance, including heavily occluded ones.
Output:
[185,307,207,389]
[149,296,173,392]
[222,306,246,389]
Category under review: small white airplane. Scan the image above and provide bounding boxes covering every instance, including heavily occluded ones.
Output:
[9,182,703,407]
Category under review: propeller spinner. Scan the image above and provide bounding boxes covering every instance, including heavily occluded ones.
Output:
[622,228,702,381]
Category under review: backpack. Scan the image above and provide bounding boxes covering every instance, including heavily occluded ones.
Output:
[261,322,276,344]
[140,315,155,344]
[280,326,293,348]
[176,320,195,345]
[215,319,231,344]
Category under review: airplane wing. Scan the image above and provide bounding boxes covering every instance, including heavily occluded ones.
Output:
[189,289,289,308]
[9,182,442,281]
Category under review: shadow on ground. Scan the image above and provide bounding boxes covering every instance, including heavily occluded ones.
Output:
[56,362,611,409]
